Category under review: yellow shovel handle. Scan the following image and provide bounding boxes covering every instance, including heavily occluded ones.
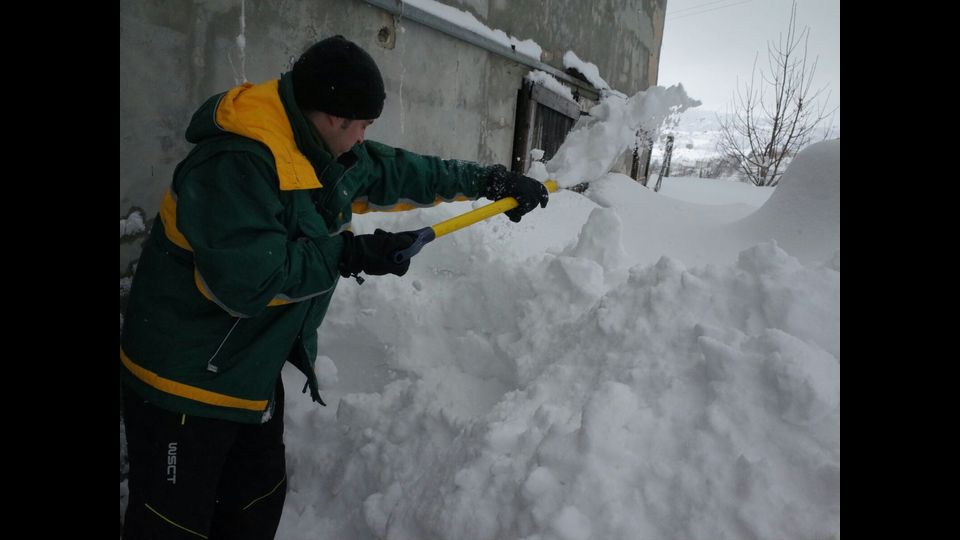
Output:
[391,179,558,263]
[432,179,558,239]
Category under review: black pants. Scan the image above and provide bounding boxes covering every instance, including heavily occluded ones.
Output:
[122,382,287,539]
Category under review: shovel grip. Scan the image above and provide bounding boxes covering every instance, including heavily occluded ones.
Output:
[392,227,436,264]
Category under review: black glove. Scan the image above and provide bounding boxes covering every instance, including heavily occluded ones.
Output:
[481,165,549,223]
[338,229,416,278]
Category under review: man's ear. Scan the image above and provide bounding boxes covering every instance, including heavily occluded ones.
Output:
[305,110,338,130]
[325,114,341,128]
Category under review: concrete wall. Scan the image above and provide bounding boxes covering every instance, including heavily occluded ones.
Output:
[119,0,666,275]
[446,0,666,93]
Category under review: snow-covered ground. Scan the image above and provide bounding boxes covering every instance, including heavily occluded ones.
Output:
[275,137,839,539]
[657,175,773,208]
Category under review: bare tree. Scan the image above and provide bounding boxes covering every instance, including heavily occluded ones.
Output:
[717,1,837,187]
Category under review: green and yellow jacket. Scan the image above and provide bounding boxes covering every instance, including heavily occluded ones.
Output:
[121,72,490,423]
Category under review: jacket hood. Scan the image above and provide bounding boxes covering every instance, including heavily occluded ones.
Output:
[184,79,324,190]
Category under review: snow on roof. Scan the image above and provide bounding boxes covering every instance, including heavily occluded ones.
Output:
[404,0,543,61]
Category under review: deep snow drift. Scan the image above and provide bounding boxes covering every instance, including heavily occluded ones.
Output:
[275,139,840,539]
[733,140,841,263]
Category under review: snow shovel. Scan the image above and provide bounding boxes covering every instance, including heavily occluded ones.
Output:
[392,179,559,263]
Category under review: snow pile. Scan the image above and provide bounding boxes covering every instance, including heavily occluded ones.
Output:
[276,138,840,538]
[733,139,841,263]
[116,75,838,538]
[278,220,840,539]
[563,207,629,271]
[584,172,766,268]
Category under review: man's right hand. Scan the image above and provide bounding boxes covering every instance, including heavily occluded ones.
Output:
[338,229,416,278]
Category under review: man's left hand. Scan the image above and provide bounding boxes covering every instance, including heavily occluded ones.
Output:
[481,165,549,223]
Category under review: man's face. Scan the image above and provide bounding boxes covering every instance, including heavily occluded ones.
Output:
[326,118,374,158]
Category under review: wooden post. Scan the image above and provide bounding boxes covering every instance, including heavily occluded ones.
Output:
[654,135,674,192]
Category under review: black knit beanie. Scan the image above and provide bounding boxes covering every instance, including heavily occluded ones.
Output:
[292,35,386,119]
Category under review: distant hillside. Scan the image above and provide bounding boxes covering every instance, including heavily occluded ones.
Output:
[648,108,840,180]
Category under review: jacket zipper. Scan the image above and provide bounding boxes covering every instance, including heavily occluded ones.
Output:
[318,163,357,213]
[206,318,241,373]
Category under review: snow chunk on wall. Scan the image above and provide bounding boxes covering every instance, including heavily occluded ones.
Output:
[120,210,145,239]
[563,50,610,91]
[525,70,575,102]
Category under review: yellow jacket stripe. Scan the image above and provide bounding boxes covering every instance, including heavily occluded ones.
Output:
[193,270,293,314]
[161,189,294,311]
[351,194,471,214]
[159,189,192,251]
[121,348,268,411]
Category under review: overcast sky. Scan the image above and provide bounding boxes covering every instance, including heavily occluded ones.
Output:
[657,0,839,122]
